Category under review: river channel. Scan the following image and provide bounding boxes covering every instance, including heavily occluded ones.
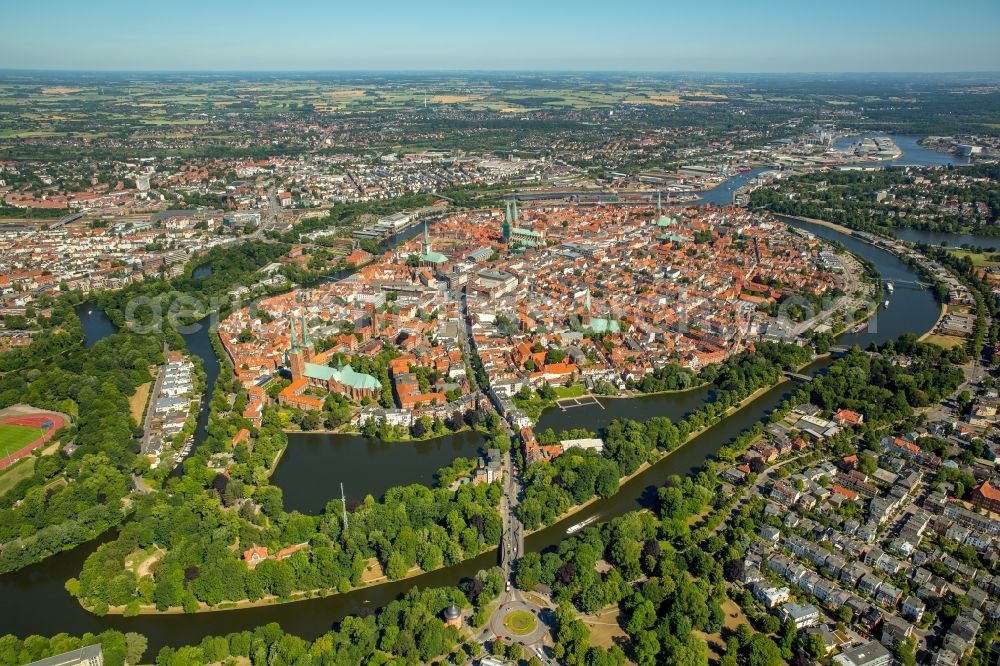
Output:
[0,211,954,653]
[2,133,980,648]
[699,133,969,208]
[274,430,487,514]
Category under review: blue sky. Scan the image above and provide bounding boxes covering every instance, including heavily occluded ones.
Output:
[2,0,998,72]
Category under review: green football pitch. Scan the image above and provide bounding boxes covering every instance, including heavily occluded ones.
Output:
[0,424,43,458]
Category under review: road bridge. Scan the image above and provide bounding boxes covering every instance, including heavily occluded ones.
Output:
[50,212,83,228]
[783,371,813,382]
[887,279,932,289]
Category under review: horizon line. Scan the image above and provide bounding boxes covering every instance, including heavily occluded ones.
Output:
[1,68,999,76]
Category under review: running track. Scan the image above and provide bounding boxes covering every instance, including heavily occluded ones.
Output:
[0,413,65,471]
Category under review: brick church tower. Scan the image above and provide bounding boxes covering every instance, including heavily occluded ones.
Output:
[287,318,305,379]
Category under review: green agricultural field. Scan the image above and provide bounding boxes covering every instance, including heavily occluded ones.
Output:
[0,130,63,139]
[0,424,43,459]
[0,74,753,127]
[138,118,210,126]
[2,72,997,162]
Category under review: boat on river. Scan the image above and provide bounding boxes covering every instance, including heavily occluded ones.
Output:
[884,299,890,309]
[886,281,894,293]
[566,515,598,535]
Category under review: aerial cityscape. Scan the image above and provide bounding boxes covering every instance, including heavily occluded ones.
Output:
[1,2,1000,666]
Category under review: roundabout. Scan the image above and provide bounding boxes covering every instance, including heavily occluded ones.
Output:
[487,593,549,649]
[489,597,549,647]
[503,609,537,636]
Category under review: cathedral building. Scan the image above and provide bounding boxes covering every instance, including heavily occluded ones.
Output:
[278,316,381,409]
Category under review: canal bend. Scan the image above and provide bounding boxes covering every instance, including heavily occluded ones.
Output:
[0,214,949,653]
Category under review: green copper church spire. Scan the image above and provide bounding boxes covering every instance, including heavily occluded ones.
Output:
[655,191,674,228]
[289,317,298,351]
[300,314,312,347]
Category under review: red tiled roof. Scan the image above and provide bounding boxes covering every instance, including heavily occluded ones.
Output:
[243,545,268,564]
[975,480,1000,502]
[831,484,859,501]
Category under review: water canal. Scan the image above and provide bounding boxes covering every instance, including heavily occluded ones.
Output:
[74,303,116,349]
[0,213,954,653]
[891,228,1000,251]
[274,430,487,514]
[179,318,221,453]
[830,133,968,168]
[4,133,984,648]
[699,133,969,208]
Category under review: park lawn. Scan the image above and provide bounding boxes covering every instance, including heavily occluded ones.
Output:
[360,558,385,584]
[686,502,715,526]
[579,607,627,651]
[697,598,752,662]
[554,384,587,399]
[0,423,43,458]
[923,333,968,350]
[0,458,35,497]
[947,249,1000,268]
[130,382,152,423]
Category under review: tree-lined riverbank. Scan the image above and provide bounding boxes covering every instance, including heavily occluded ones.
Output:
[0,211,968,655]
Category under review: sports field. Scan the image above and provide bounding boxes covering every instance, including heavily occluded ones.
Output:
[0,423,43,458]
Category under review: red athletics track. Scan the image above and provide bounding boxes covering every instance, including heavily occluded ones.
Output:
[0,413,65,471]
